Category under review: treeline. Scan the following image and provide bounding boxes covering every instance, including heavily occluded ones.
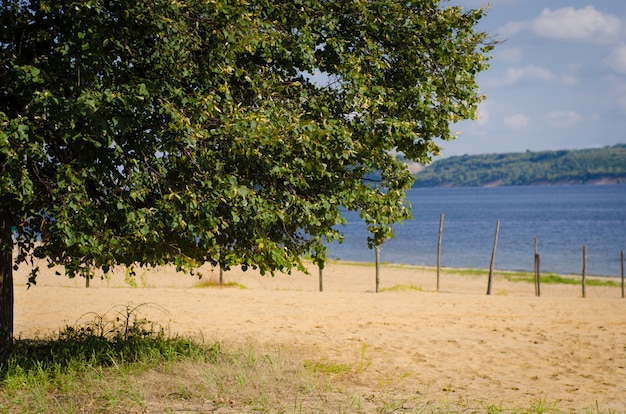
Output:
[412,144,626,187]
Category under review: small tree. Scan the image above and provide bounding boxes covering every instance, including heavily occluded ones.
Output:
[0,0,492,353]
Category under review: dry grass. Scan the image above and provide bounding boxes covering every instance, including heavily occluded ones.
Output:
[192,277,247,289]
[2,334,615,413]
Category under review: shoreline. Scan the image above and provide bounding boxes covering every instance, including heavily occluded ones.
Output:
[14,258,624,296]
[412,179,626,188]
[328,259,623,279]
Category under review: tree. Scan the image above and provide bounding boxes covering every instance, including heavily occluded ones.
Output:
[0,0,492,353]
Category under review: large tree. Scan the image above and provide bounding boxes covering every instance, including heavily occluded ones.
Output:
[0,0,492,353]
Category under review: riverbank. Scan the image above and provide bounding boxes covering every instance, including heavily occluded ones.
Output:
[13,260,626,411]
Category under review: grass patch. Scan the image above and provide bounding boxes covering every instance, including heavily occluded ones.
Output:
[501,272,620,287]
[1,304,220,413]
[304,359,352,375]
[328,260,622,288]
[193,278,247,289]
[380,284,423,292]
[449,267,621,287]
[3,304,216,373]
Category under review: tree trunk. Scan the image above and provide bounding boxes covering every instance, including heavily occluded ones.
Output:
[0,208,14,357]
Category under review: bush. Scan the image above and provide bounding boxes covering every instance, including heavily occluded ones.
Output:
[1,303,220,379]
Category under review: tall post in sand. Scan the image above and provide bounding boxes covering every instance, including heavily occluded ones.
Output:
[437,213,444,292]
[534,238,541,297]
[319,266,323,292]
[620,250,624,299]
[486,220,500,295]
[535,253,541,297]
[581,245,587,298]
[375,246,380,293]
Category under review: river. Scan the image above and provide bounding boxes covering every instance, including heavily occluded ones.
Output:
[326,184,626,276]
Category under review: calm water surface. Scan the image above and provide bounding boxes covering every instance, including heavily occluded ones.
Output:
[327,185,626,276]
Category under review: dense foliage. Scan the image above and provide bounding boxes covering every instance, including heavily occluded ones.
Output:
[412,145,626,187]
[0,0,491,351]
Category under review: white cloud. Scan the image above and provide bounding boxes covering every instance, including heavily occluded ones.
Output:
[499,6,621,44]
[507,65,556,83]
[487,65,557,87]
[498,47,523,63]
[546,110,583,127]
[605,45,626,75]
[503,113,529,129]
[498,20,528,39]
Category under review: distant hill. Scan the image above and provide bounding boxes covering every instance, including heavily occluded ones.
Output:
[412,144,626,187]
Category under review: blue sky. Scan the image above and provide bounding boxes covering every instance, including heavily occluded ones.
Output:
[442,1,626,157]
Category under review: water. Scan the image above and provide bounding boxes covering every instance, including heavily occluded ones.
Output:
[327,185,626,276]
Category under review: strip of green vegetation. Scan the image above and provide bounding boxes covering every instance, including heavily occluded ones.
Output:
[441,267,621,287]
[412,144,626,187]
[503,273,620,287]
[327,260,621,287]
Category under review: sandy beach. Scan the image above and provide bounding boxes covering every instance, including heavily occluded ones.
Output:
[12,260,626,412]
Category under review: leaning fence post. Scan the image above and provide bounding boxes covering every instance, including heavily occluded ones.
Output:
[581,245,587,298]
[437,213,444,292]
[486,219,500,295]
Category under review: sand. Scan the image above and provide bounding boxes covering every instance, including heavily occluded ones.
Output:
[12,260,626,411]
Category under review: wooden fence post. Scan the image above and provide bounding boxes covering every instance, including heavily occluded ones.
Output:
[319,266,323,292]
[581,245,587,298]
[375,246,380,293]
[533,238,538,296]
[535,253,541,297]
[486,219,500,295]
[437,213,444,292]
[84,266,91,288]
[620,250,624,298]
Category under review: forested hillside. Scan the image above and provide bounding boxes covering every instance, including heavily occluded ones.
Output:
[412,145,626,187]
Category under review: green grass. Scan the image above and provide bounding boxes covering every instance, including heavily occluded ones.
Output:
[3,304,215,372]
[325,259,622,288]
[1,304,220,413]
[503,273,620,287]
[447,267,621,287]
[380,284,423,292]
[193,278,247,289]
[304,359,352,375]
